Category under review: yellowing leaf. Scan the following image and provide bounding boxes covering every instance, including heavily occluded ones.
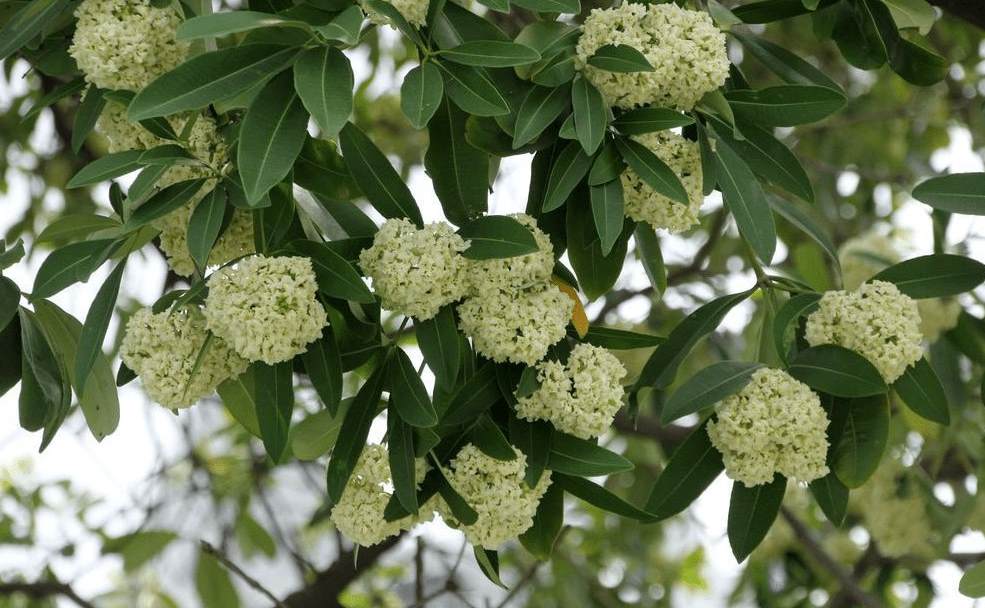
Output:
[552,277,588,337]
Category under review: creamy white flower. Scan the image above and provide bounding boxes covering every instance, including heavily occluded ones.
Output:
[96,101,163,153]
[120,307,248,409]
[359,218,469,320]
[330,444,429,546]
[837,231,899,290]
[917,297,961,343]
[155,204,255,277]
[622,131,703,233]
[516,344,626,439]
[361,0,429,28]
[805,280,922,383]
[855,460,934,558]
[70,0,188,91]
[204,255,327,364]
[466,214,555,297]
[707,368,829,487]
[437,444,551,549]
[575,3,728,110]
[457,284,573,366]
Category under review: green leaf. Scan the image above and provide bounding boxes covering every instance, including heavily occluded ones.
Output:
[645,422,723,519]
[72,86,106,153]
[509,416,552,487]
[458,215,539,260]
[327,363,385,502]
[104,531,177,572]
[235,512,277,559]
[960,560,985,598]
[727,476,786,562]
[339,122,424,226]
[129,45,300,120]
[364,0,425,46]
[74,257,126,396]
[830,394,889,488]
[571,77,607,155]
[289,240,374,303]
[32,239,117,299]
[635,290,753,391]
[588,142,625,186]
[25,78,86,120]
[253,361,294,463]
[401,63,444,129]
[0,0,71,61]
[725,86,846,127]
[513,84,570,149]
[33,300,120,441]
[883,0,936,33]
[912,173,985,215]
[769,196,839,265]
[0,278,18,333]
[541,140,593,212]
[18,307,64,433]
[893,356,949,425]
[788,344,887,397]
[615,137,688,205]
[566,192,631,301]
[313,5,363,46]
[389,348,438,427]
[416,306,461,390]
[731,31,843,91]
[772,291,821,363]
[441,41,541,67]
[291,401,349,460]
[872,254,985,298]
[125,179,207,230]
[809,473,849,526]
[510,0,580,13]
[436,472,479,525]
[711,134,776,263]
[196,550,240,608]
[293,137,362,204]
[67,150,145,188]
[294,46,352,138]
[177,10,308,40]
[661,362,762,424]
[388,413,419,512]
[239,71,308,204]
[438,61,510,117]
[612,107,694,135]
[589,179,624,257]
[425,99,488,226]
[472,414,516,461]
[548,433,633,476]
[186,185,227,273]
[634,224,666,297]
[138,144,196,166]
[473,547,506,588]
[0,239,26,271]
[581,326,664,350]
[301,326,343,414]
[442,364,500,426]
[587,44,654,73]
[519,483,563,559]
[556,474,656,521]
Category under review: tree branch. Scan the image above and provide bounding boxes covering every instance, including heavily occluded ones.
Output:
[0,581,96,608]
[281,535,403,608]
[927,0,985,29]
[201,541,287,607]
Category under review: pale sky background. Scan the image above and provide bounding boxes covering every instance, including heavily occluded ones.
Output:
[2,26,985,608]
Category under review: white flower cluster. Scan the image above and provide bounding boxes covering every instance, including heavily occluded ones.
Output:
[437,444,551,549]
[155,204,255,277]
[204,255,327,364]
[622,131,704,233]
[515,344,627,439]
[120,307,248,409]
[457,285,573,366]
[330,445,429,546]
[97,102,162,153]
[359,218,470,320]
[575,3,729,110]
[362,0,429,28]
[707,368,829,487]
[805,281,922,383]
[457,215,572,365]
[855,460,934,558]
[70,0,188,91]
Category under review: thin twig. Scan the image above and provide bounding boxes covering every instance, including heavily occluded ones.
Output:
[201,541,288,607]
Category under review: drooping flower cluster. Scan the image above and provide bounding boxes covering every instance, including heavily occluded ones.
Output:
[805,280,922,383]
[358,218,470,320]
[575,3,729,110]
[437,444,552,549]
[707,368,829,487]
[515,344,627,439]
[361,0,429,28]
[621,131,704,233]
[120,307,248,409]
[204,255,327,364]
[854,460,935,558]
[457,215,572,365]
[330,445,429,546]
[70,0,188,91]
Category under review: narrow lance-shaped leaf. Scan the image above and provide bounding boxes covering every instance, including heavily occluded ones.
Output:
[547,433,633,476]
[912,173,985,215]
[440,41,542,67]
[389,348,438,427]
[512,84,570,150]
[75,257,128,396]
[615,137,688,205]
[401,63,444,130]
[589,179,624,257]
[254,361,294,463]
[711,133,777,263]
[727,476,786,562]
[177,11,310,40]
[787,344,887,398]
[327,363,386,503]
[892,357,949,425]
[541,140,593,212]
[339,122,424,226]
[294,47,353,139]
[646,422,724,519]
[872,254,985,299]
[661,361,763,424]
[425,99,488,226]
[388,414,419,512]
[458,215,539,260]
[301,326,343,415]
[587,44,654,72]
[186,185,227,273]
